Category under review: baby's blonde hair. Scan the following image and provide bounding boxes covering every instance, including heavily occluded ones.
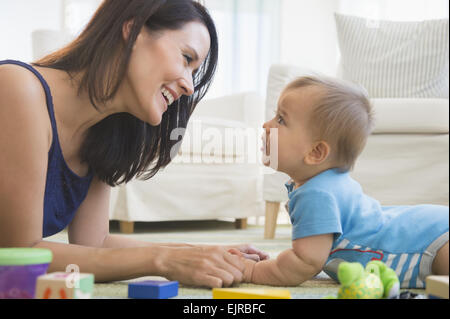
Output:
[285,75,374,172]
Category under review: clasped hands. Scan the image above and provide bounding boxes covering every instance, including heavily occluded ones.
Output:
[161,243,268,288]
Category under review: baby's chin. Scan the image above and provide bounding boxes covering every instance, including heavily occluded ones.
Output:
[262,159,287,176]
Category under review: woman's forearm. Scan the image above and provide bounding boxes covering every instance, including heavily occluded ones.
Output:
[32,240,162,282]
[101,234,195,248]
[33,237,249,287]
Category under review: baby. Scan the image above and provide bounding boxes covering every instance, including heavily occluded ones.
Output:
[231,75,449,290]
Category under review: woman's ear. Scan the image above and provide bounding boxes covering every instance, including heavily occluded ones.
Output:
[122,20,134,41]
[304,141,330,165]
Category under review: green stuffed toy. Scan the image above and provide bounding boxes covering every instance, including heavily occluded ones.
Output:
[328,260,400,299]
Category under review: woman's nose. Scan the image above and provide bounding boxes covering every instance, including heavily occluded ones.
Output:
[179,72,195,97]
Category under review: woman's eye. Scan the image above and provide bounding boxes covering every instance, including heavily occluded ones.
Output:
[183,54,193,64]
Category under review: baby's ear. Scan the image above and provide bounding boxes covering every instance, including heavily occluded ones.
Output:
[304,141,330,165]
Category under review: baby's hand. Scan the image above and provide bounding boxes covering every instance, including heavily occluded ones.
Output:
[228,248,257,283]
[225,244,270,262]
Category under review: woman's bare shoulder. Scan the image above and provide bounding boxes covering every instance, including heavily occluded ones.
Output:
[0,63,48,110]
[0,64,52,149]
[0,64,53,247]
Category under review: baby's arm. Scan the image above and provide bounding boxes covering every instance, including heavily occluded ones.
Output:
[240,234,333,286]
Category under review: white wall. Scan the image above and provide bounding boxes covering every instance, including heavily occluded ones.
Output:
[279,0,339,76]
[0,0,63,62]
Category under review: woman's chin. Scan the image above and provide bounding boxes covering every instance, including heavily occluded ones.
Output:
[149,116,163,126]
[147,102,167,126]
[146,110,164,126]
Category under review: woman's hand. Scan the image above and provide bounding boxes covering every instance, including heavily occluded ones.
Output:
[156,245,245,288]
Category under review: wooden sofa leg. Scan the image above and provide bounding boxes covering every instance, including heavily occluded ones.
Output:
[235,218,247,229]
[264,201,280,239]
[119,221,134,234]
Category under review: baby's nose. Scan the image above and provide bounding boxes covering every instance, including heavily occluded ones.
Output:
[261,123,269,140]
[262,121,272,134]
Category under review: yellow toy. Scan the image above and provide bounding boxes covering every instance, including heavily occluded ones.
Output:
[212,288,291,299]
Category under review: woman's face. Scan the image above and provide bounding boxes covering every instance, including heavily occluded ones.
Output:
[123,21,211,125]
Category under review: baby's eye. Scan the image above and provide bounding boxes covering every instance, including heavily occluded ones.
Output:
[276,114,285,125]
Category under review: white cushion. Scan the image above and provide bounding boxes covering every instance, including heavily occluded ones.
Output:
[335,13,449,98]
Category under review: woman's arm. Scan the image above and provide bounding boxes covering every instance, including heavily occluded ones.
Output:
[68,177,195,249]
[0,68,243,288]
[32,237,249,287]
[61,166,247,287]
[70,177,270,261]
[0,65,51,248]
[0,69,159,283]
[32,240,159,282]
[68,178,265,285]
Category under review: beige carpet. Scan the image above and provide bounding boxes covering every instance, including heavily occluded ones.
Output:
[46,220,425,299]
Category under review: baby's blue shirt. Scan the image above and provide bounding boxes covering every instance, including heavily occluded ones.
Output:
[286,168,448,288]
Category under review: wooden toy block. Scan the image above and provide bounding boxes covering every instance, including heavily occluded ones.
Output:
[128,280,178,299]
[426,275,449,299]
[212,288,291,299]
[35,272,94,299]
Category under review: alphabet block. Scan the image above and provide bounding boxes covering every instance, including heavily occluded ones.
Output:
[212,288,291,299]
[128,280,178,299]
[35,272,94,299]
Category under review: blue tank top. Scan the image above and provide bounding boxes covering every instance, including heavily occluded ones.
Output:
[0,60,94,237]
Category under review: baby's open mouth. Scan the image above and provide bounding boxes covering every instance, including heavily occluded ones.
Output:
[261,133,269,156]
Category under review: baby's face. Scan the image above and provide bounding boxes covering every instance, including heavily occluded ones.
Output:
[262,87,319,176]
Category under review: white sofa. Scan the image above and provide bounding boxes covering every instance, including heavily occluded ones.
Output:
[263,64,449,238]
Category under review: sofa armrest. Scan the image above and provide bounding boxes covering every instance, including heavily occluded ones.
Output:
[371,98,449,134]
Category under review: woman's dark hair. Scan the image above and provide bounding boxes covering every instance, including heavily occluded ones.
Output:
[33,0,218,186]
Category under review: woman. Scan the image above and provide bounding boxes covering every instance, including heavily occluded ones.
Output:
[0,0,267,288]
